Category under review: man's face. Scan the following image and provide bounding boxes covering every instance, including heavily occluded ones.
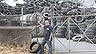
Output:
[45,20,49,26]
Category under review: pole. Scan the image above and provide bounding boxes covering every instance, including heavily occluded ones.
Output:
[36,13,38,41]
[21,7,23,26]
[68,17,71,52]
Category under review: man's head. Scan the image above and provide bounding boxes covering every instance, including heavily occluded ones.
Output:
[45,20,50,26]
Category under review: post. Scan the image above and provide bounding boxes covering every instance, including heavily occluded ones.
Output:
[21,7,23,26]
[51,4,56,54]
[36,13,38,41]
[68,17,71,52]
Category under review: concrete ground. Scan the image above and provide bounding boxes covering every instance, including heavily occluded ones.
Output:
[32,38,96,54]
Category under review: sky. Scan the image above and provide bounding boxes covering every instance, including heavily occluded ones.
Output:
[2,0,26,7]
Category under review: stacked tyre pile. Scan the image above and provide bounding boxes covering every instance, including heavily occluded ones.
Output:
[0,16,6,26]
[56,17,67,38]
[69,8,96,43]
[0,1,5,25]
[55,1,79,38]
[15,4,22,14]
[27,2,34,13]
[55,6,96,43]
[0,2,4,14]
[10,16,20,26]
[66,9,83,40]
[85,16,96,44]
[0,0,96,44]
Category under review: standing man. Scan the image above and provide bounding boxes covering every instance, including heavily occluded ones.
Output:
[38,19,53,54]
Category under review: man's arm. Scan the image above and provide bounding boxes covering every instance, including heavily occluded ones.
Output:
[49,32,52,41]
[38,21,44,27]
[49,26,53,41]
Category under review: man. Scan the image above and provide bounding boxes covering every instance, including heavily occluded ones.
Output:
[38,19,53,54]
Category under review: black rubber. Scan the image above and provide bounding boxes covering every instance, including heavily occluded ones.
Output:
[86,39,96,44]
[55,26,67,38]
[29,41,41,53]
[72,35,85,42]
[65,30,75,40]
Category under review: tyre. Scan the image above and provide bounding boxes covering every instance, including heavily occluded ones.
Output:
[56,32,66,38]
[55,26,67,38]
[65,30,75,40]
[72,35,85,42]
[29,41,41,53]
[70,23,80,34]
[85,24,96,39]
[86,39,96,44]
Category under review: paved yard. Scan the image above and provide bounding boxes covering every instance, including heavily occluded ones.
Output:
[33,37,96,54]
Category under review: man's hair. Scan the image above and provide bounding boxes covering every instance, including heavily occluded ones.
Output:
[45,19,51,24]
[45,18,50,22]
[45,18,49,21]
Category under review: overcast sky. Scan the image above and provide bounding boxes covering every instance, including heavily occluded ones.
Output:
[2,0,26,7]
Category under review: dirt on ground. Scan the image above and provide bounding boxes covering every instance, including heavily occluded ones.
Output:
[0,29,51,54]
[0,43,29,54]
[0,43,50,54]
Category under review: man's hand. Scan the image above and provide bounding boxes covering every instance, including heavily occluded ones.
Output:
[49,33,52,42]
[38,21,41,24]
[37,25,41,27]
[38,21,44,27]
[49,38,51,42]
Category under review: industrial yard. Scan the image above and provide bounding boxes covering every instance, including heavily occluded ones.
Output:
[0,0,96,54]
